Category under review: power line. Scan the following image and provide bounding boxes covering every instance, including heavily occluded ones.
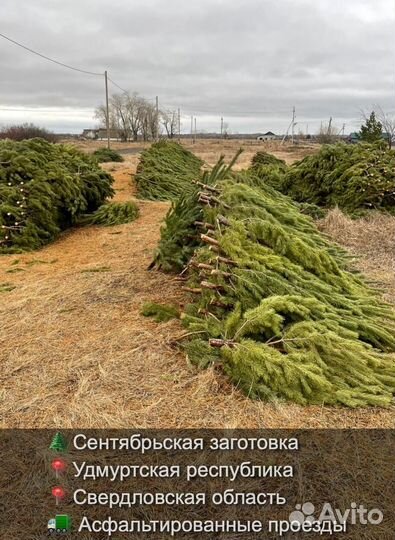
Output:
[0,31,132,149]
[0,31,103,76]
[106,90,157,101]
[0,30,130,93]
[107,76,129,94]
[1,32,284,120]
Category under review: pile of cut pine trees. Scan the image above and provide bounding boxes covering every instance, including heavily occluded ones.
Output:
[147,149,395,407]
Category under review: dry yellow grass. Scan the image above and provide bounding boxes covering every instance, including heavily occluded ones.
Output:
[318,208,395,304]
[0,147,394,429]
[181,138,318,168]
[67,136,317,168]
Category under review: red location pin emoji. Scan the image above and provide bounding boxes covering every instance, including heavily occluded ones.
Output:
[51,458,67,478]
[52,486,66,506]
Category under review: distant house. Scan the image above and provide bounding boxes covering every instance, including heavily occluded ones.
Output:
[96,129,121,141]
[257,131,277,141]
[82,129,98,140]
[81,128,120,141]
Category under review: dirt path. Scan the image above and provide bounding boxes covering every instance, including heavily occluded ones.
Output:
[0,158,394,428]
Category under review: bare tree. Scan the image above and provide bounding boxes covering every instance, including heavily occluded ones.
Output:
[138,101,156,141]
[147,102,159,140]
[94,103,117,133]
[161,109,178,138]
[111,94,129,141]
[0,123,57,142]
[126,93,143,141]
[375,106,395,148]
[95,93,160,141]
[94,104,108,129]
[316,119,339,144]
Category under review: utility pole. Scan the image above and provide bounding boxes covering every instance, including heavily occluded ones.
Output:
[291,106,296,144]
[190,116,193,140]
[193,117,197,144]
[178,108,181,141]
[220,117,224,138]
[155,96,159,141]
[326,116,332,141]
[281,117,293,145]
[104,70,110,149]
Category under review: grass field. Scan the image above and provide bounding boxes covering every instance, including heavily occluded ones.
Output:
[0,139,394,428]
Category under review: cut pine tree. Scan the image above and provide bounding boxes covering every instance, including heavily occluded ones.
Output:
[80,201,139,226]
[0,138,114,252]
[278,142,395,214]
[147,148,395,407]
[135,140,202,201]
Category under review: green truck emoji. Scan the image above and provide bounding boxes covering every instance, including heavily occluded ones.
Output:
[47,514,71,534]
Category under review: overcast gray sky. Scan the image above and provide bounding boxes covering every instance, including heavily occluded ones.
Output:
[0,0,394,134]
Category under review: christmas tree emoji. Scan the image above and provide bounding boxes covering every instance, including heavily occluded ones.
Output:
[49,432,67,453]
